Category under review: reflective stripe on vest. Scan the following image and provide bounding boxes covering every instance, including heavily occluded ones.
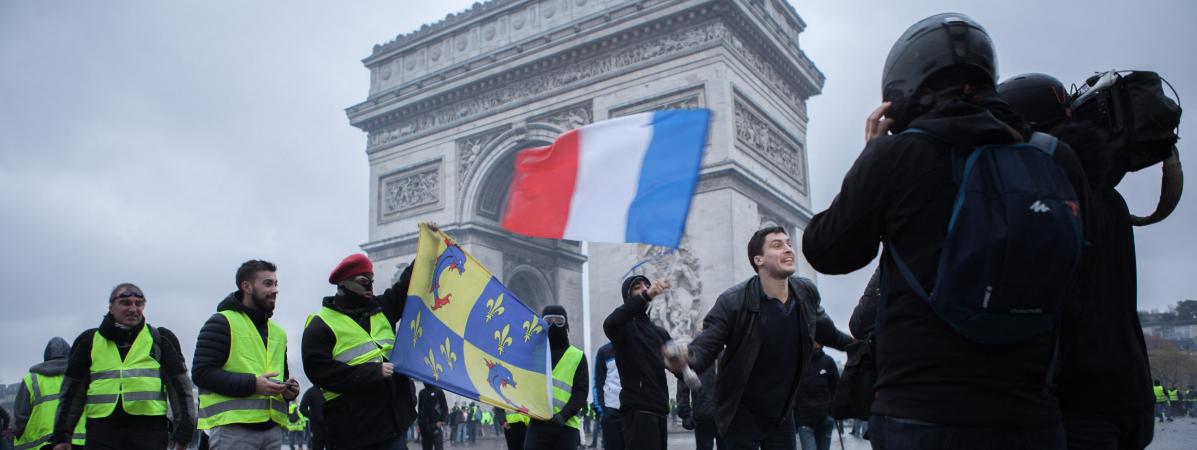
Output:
[1155,385,1168,402]
[15,373,87,449]
[197,310,289,430]
[506,411,530,425]
[307,307,396,402]
[550,346,583,430]
[85,325,165,418]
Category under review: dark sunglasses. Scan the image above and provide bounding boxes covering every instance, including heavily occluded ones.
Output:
[116,291,145,300]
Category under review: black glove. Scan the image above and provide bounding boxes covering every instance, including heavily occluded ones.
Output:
[550,413,567,427]
[682,417,696,430]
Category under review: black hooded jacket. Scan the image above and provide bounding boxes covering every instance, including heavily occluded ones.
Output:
[13,337,71,438]
[603,276,677,415]
[301,265,416,449]
[802,92,1089,427]
[1051,121,1155,414]
[53,314,196,446]
[793,347,839,427]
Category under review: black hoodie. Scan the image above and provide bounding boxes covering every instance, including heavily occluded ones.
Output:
[603,276,676,415]
[803,92,1089,427]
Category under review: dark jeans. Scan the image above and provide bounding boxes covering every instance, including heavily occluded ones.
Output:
[1062,407,1153,450]
[308,421,325,450]
[695,416,722,450]
[601,411,625,450]
[523,421,579,450]
[504,423,527,450]
[355,435,408,450]
[723,415,796,450]
[622,410,667,450]
[797,416,834,450]
[420,424,444,450]
[84,416,169,450]
[868,415,1065,450]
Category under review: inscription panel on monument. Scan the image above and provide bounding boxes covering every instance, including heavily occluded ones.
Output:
[609,85,706,117]
[733,89,808,194]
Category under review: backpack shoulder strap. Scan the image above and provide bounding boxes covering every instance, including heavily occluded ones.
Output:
[1027,132,1059,156]
[146,324,162,363]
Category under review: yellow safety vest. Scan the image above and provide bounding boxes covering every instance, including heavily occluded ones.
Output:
[197,310,289,430]
[505,411,530,426]
[1168,389,1179,401]
[550,346,583,430]
[85,325,166,418]
[305,307,396,402]
[1155,385,1168,402]
[286,403,308,432]
[14,373,86,450]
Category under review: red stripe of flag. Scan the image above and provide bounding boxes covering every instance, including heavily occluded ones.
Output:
[501,129,580,238]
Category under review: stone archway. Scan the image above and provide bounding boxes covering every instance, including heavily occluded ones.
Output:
[505,264,554,313]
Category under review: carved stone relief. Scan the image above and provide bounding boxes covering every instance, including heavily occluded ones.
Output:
[455,125,512,194]
[734,92,808,193]
[637,239,704,341]
[366,21,728,150]
[379,159,442,223]
[610,86,705,117]
[528,101,593,131]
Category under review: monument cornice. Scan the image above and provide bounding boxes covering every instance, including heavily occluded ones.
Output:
[348,1,822,154]
[695,161,813,223]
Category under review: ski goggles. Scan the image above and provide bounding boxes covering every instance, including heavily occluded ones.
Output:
[543,314,567,327]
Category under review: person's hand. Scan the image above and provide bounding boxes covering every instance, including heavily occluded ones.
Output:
[437,421,444,428]
[283,377,300,401]
[502,422,510,430]
[381,362,395,378]
[53,443,72,450]
[646,279,672,300]
[173,441,188,450]
[549,413,567,427]
[661,342,689,373]
[255,372,286,396]
[865,102,895,142]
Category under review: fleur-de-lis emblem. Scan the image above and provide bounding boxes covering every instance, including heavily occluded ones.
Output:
[409,310,423,347]
[494,324,514,355]
[424,348,444,381]
[485,294,506,322]
[439,337,458,370]
[521,315,544,343]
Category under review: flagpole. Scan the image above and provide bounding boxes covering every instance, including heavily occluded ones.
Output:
[581,241,592,382]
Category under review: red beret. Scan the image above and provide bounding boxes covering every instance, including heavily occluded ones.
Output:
[329,254,374,284]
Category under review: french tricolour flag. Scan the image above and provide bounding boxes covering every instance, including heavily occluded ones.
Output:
[501,109,711,248]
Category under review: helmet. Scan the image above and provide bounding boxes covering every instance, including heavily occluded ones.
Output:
[882,13,997,103]
[998,73,1069,132]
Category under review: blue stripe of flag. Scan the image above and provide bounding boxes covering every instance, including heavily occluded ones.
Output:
[625,109,711,248]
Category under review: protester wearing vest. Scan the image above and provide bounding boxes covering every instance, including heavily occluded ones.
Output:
[524,305,589,450]
[51,283,196,450]
[302,254,417,449]
[13,338,84,450]
[193,260,298,449]
[286,402,308,450]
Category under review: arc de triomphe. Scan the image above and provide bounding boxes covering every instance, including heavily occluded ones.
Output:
[345,0,823,361]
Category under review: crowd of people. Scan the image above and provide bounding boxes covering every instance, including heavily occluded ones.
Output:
[0,10,1187,450]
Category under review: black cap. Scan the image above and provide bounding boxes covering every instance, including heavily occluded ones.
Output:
[998,73,1069,132]
[882,13,996,103]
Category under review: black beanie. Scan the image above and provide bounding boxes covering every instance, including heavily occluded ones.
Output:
[541,304,568,320]
[621,275,650,301]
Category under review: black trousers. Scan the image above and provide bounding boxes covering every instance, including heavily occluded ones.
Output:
[695,416,723,450]
[1062,407,1154,450]
[622,410,667,450]
[84,415,168,450]
[523,421,579,450]
[505,422,527,450]
[419,424,444,450]
[601,410,625,450]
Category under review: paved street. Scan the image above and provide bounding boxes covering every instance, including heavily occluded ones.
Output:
[285,418,1197,450]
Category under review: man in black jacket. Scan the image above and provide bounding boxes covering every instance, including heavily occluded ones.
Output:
[667,226,853,450]
[603,275,676,450]
[193,260,299,449]
[999,73,1156,450]
[525,305,588,450]
[802,14,1089,450]
[676,360,719,450]
[794,343,838,450]
[302,255,417,449]
[298,386,325,450]
[417,384,447,450]
[52,283,196,450]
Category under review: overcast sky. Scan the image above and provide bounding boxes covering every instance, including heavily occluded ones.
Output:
[2,0,1194,386]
